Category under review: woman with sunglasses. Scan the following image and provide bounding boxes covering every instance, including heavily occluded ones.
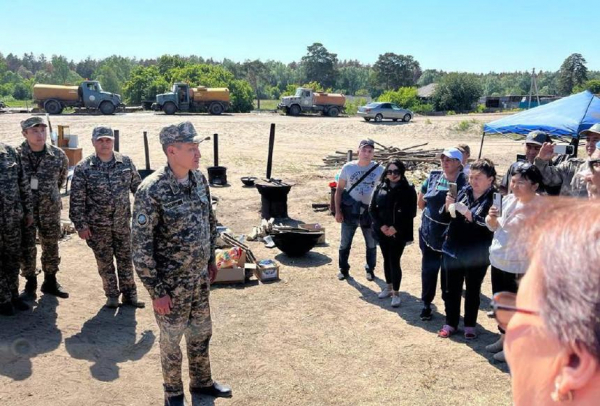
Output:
[484,163,543,361]
[438,159,497,339]
[369,159,417,307]
[489,198,600,405]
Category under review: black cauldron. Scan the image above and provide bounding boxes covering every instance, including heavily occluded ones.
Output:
[271,231,323,257]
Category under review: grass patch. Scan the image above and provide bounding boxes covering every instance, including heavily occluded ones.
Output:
[1,99,34,108]
[455,119,483,132]
[253,99,279,110]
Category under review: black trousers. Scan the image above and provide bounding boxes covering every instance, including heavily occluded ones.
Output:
[442,254,488,329]
[491,266,522,333]
[420,238,443,308]
[379,237,406,292]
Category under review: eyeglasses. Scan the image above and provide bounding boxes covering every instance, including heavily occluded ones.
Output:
[386,169,401,176]
[487,291,540,329]
[589,159,600,172]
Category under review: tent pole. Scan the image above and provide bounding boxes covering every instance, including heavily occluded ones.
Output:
[478,131,486,159]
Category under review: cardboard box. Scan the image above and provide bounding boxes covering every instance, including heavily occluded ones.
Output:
[61,147,83,166]
[213,250,246,284]
[253,262,280,282]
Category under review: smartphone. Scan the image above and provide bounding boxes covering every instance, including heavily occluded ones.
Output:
[554,144,575,155]
[448,182,458,198]
[516,154,526,162]
[493,192,503,216]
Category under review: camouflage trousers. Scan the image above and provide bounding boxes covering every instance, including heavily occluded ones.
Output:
[21,220,61,278]
[86,227,137,299]
[0,227,21,304]
[155,273,213,396]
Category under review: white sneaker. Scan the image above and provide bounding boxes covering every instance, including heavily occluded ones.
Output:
[391,295,401,308]
[378,287,392,299]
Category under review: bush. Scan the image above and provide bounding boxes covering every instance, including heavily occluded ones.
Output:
[12,82,31,100]
[413,103,434,114]
[228,80,254,113]
[377,87,419,109]
[345,97,367,116]
[446,110,456,115]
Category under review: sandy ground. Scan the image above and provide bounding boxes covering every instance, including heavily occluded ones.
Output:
[0,111,528,406]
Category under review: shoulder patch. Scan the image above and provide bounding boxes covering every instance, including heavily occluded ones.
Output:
[137,213,148,225]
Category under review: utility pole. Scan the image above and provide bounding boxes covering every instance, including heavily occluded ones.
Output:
[527,68,541,109]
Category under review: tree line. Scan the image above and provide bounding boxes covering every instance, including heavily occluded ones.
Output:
[1,44,599,113]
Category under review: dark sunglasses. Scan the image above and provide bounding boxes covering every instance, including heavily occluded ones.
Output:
[487,291,539,330]
[386,169,401,176]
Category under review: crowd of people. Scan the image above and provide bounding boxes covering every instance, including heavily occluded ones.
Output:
[1,115,600,405]
[335,127,600,364]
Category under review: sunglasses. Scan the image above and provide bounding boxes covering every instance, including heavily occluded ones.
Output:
[487,291,540,330]
[386,169,401,176]
[589,159,600,171]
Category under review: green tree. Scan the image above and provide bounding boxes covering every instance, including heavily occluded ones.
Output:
[373,53,421,91]
[122,66,169,104]
[558,53,588,95]
[432,73,482,112]
[300,43,338,89]
[336,66,370,95]
[51,55,71,84]
[242,59,268,107]
[12,82,31,99]
[416,69,445,87]
[377,87,420,109]
[573,79,600,94]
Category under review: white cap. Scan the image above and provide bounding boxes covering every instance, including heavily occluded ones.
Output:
[439,147,463,162]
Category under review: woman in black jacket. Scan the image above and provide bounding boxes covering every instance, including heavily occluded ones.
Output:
[369,159,417,307]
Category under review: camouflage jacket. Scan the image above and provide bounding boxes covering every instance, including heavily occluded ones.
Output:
[131,165,217,300]
[69,152,142,231]
[534,156,589,198]
[0,142,32,230]
[17,141,68,215]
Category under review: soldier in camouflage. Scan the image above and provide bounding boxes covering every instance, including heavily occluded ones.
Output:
[69,126,145,309]
[17,117,69,300]
[131,122,231,406]
[0,142,33,316]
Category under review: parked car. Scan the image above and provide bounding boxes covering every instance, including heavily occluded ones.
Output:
[357,102,413,122]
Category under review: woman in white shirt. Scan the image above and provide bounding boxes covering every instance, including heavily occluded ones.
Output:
[484,162,543,362]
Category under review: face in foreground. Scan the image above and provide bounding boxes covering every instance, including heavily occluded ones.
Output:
[93,137,114,157]
[440,155,461,174]
[468,169,493,195]
[170,142,201,171]
[586,133,600,157]
[504,262,563,405]
[23,125,48,151]
[386,164,401,182]
[358,145,374,162]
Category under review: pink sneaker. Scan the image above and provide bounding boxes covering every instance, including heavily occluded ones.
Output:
[438,325,456,338]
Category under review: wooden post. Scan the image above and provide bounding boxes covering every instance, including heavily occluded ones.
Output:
[114,129,120,152]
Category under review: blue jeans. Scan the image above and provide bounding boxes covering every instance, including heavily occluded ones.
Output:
[338,222,377,274]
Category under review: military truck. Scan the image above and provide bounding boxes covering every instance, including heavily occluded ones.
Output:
[153,83,230,115]
[33,80,124,115]
[278,87,345,117]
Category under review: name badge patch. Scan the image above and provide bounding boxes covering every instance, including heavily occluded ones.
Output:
[30,177,39,190]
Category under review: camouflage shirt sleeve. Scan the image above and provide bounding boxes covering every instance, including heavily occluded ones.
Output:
[16,151,33,217]
[534,156,571,188]
[129,161,142,194]
[131,185,166,300]
[58,150,69,188]
[69,163,88,231]
[199,172,217,263]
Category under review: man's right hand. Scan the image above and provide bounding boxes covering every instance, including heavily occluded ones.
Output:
[335,211,344,223]
[153,295,173,315]
[78,227,92,240]
[538,142,554,161]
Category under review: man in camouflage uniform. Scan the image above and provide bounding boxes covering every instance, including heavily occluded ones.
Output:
[69,126,144,309]
[0,142,33,316]
[131,122,231,406]
[17,117,69,299]
[534,123,600,197]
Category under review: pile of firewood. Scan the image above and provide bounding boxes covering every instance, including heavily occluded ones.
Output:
[322,140,443,185]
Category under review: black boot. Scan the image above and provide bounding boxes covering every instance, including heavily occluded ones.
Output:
[0,302,16,316]
[19,276,38,301]
[41,274,69,298]
[164,394,187,406]
[190,381,232,398]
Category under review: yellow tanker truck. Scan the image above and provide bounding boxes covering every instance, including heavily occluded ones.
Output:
[33,80,124,115]
[278,87,345,117]
[153,83,230,115]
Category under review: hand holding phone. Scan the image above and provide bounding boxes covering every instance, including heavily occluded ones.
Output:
[448,182,458,198]
[493,192,503,217]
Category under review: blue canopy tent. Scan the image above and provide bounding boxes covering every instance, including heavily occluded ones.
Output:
[478,90,600,158]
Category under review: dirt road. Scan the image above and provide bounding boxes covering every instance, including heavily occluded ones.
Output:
[0,112,520,405]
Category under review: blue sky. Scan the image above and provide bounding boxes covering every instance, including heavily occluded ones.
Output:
[2,0,599,72]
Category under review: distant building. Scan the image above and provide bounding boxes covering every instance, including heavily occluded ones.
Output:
[417,83,437,102]
[479,95,561,110]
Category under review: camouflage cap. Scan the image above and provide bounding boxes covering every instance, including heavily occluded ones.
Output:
[21,116,48,130]
[92,126,114,140]
[159,121,204,145]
